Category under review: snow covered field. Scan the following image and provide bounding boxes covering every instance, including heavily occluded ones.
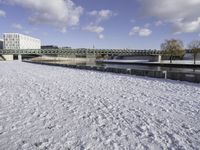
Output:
[0,61,200,150]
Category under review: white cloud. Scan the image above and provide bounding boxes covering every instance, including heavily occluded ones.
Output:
[86,9,116,39]
[83,24,105,40]
[88,9,117,23]
[173,17,200,33]
[139,0,200,34]
[129,26,152,37]
[0,9,6,17]
[88,10,98,16]
[155,20,163,26]
[98,34,104,39]
[12,23,23,29]
[83,24,104,34]
[2,0,83,32]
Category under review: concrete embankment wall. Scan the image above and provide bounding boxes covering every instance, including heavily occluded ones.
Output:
[0,55,13,61]
[23,60,200,83]
[32,56,95,62]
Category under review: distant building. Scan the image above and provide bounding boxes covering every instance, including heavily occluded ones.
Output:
[3,33,41,49]
[61,46,71,49]
[0,39,3,49]
[41,45,59,49]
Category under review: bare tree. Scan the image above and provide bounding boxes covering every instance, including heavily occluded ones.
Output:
[161,39,185,63]
[188,40,200,65]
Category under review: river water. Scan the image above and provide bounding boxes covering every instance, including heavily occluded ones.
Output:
[33,59,200,74]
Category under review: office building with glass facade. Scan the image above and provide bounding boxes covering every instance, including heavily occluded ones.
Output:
[3,33,41,50]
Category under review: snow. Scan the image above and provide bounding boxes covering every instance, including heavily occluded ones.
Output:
[157,60,200,65]
[98,60,149,63]
[0,61,200,150]
[98,59,200,65]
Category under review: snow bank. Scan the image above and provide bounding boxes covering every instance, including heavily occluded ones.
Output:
[98,60,149,63]
[0,61,199,150]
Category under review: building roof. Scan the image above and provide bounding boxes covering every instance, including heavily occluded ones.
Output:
[3,33,40,41]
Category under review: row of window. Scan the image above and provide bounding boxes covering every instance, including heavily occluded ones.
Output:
[4,34,40,43]
[3,34,19,38]
[5,43,19,46]
[4,38,40,42]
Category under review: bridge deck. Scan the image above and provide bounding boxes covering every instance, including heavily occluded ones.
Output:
[0,49,192,56]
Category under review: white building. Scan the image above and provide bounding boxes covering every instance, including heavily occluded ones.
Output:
[3,33,41,49]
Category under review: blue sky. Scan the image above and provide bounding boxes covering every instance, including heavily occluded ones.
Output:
[0,0,200,49]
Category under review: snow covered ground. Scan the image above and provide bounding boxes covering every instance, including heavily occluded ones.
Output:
[0,61,200,150]
[98,59,200,65]
[157,60,200,65]
[98,60,149,63]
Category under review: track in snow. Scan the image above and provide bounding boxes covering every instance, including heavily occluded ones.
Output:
[0,61,200,150]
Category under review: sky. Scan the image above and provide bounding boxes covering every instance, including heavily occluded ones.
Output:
[0,0,200,49]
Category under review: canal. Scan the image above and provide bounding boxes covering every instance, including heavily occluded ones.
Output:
[31,59,200,74]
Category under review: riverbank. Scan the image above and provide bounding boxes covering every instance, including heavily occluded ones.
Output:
[23,60,200,83]
[0,61,199,149]
[97,59,200,68]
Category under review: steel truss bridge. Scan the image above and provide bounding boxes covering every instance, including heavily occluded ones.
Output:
[0,48,192,56]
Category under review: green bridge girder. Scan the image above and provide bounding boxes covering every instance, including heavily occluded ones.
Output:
[0,48,192,56]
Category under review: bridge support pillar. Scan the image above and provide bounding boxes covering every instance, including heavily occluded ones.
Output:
[66,54,76,59]
[18,55,22,61]
[158,55,162,63]
[86,54,96,59]
[86,54,96,61]
[2,55,13,61]
[86,53,96,65]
